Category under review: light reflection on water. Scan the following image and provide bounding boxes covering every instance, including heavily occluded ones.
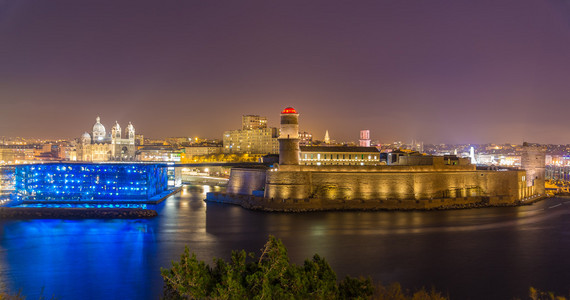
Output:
[0,185,569,300]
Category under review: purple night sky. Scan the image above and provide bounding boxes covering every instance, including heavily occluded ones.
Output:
[1,0,569,144]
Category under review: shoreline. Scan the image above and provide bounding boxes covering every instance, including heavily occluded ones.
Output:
[0,207,158,219]
[205,192,547,212]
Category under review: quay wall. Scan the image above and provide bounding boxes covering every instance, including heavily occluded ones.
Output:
[206,192,543,212]
[226,168,267,195]
[265,167,530,204]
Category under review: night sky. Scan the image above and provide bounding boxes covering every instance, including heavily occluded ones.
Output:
[1,0,570,144]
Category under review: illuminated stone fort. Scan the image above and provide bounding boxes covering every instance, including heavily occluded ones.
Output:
[208,107,546,211]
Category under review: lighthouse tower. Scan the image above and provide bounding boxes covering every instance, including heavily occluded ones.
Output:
[278,107,300,165]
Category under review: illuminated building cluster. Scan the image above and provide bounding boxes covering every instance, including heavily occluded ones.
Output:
[15,163,168,201]
[223,114,279,154]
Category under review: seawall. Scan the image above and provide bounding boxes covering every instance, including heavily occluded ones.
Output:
[205,192,545,212]
[226,168,267,195]
[266,166,533,203]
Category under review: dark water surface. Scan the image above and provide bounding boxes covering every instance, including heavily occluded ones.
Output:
[1,185,569,299]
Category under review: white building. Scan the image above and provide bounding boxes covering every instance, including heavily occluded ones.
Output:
[77,117,136,161]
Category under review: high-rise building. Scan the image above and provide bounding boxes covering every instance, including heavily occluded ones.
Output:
[242,115,268,130]
[359,130,371,147]
[223,115,279,154]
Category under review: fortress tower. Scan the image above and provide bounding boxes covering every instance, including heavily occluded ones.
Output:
[278,107,300,165]
[521,142,546,196]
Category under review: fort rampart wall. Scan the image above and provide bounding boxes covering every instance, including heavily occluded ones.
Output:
[265,168,528,203]
[226,168,267,195]
[215,166,540,211]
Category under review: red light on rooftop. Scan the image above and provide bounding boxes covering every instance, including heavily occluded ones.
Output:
[281,107,297,114]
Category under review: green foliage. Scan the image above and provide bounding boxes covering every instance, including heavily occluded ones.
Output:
[161,235,373,299]
[339,276,374,299]
[529,287,568,300]
[161,235,454,299]
[373,282,447,300]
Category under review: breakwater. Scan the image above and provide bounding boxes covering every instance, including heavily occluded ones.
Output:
[0,207,158,219]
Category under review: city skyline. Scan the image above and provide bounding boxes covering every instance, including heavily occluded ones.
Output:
[1,0,570,144]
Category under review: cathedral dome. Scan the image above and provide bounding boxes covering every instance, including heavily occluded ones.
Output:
[81,132,91,143]
[92,116,106,141]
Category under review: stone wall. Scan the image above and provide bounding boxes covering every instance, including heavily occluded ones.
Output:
[265,167,528,204]
[226,168,267,195]
[206,192,542,212]
[521,144,546,196]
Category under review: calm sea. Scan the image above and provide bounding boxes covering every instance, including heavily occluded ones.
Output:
[1,185,569,299]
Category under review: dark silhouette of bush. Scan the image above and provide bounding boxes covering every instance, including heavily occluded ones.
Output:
[528,287,568,300]
[161,235,372,299]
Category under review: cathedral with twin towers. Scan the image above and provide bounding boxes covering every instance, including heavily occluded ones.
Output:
[76,117,136,161]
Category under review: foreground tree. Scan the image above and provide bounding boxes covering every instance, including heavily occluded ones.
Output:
[161,235,372,299]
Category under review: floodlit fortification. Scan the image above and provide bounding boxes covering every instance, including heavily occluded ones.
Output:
[207,108,546,211]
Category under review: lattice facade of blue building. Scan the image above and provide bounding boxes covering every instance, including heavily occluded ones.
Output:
[15,163,168,201]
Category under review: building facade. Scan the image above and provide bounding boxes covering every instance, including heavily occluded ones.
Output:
[0,145,35,164]
[183,145,222,158]
[300,146,380,166]
[223,114,279,154]
[14,163,168,201]
[359,130,371,147]
[136,146,181,162]
[77,117,136,162]
[241,115,268,130]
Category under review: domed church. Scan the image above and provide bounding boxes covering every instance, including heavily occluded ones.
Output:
[77,117,136,161]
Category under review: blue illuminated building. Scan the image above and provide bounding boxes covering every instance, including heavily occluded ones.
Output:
[15,163,168,202]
